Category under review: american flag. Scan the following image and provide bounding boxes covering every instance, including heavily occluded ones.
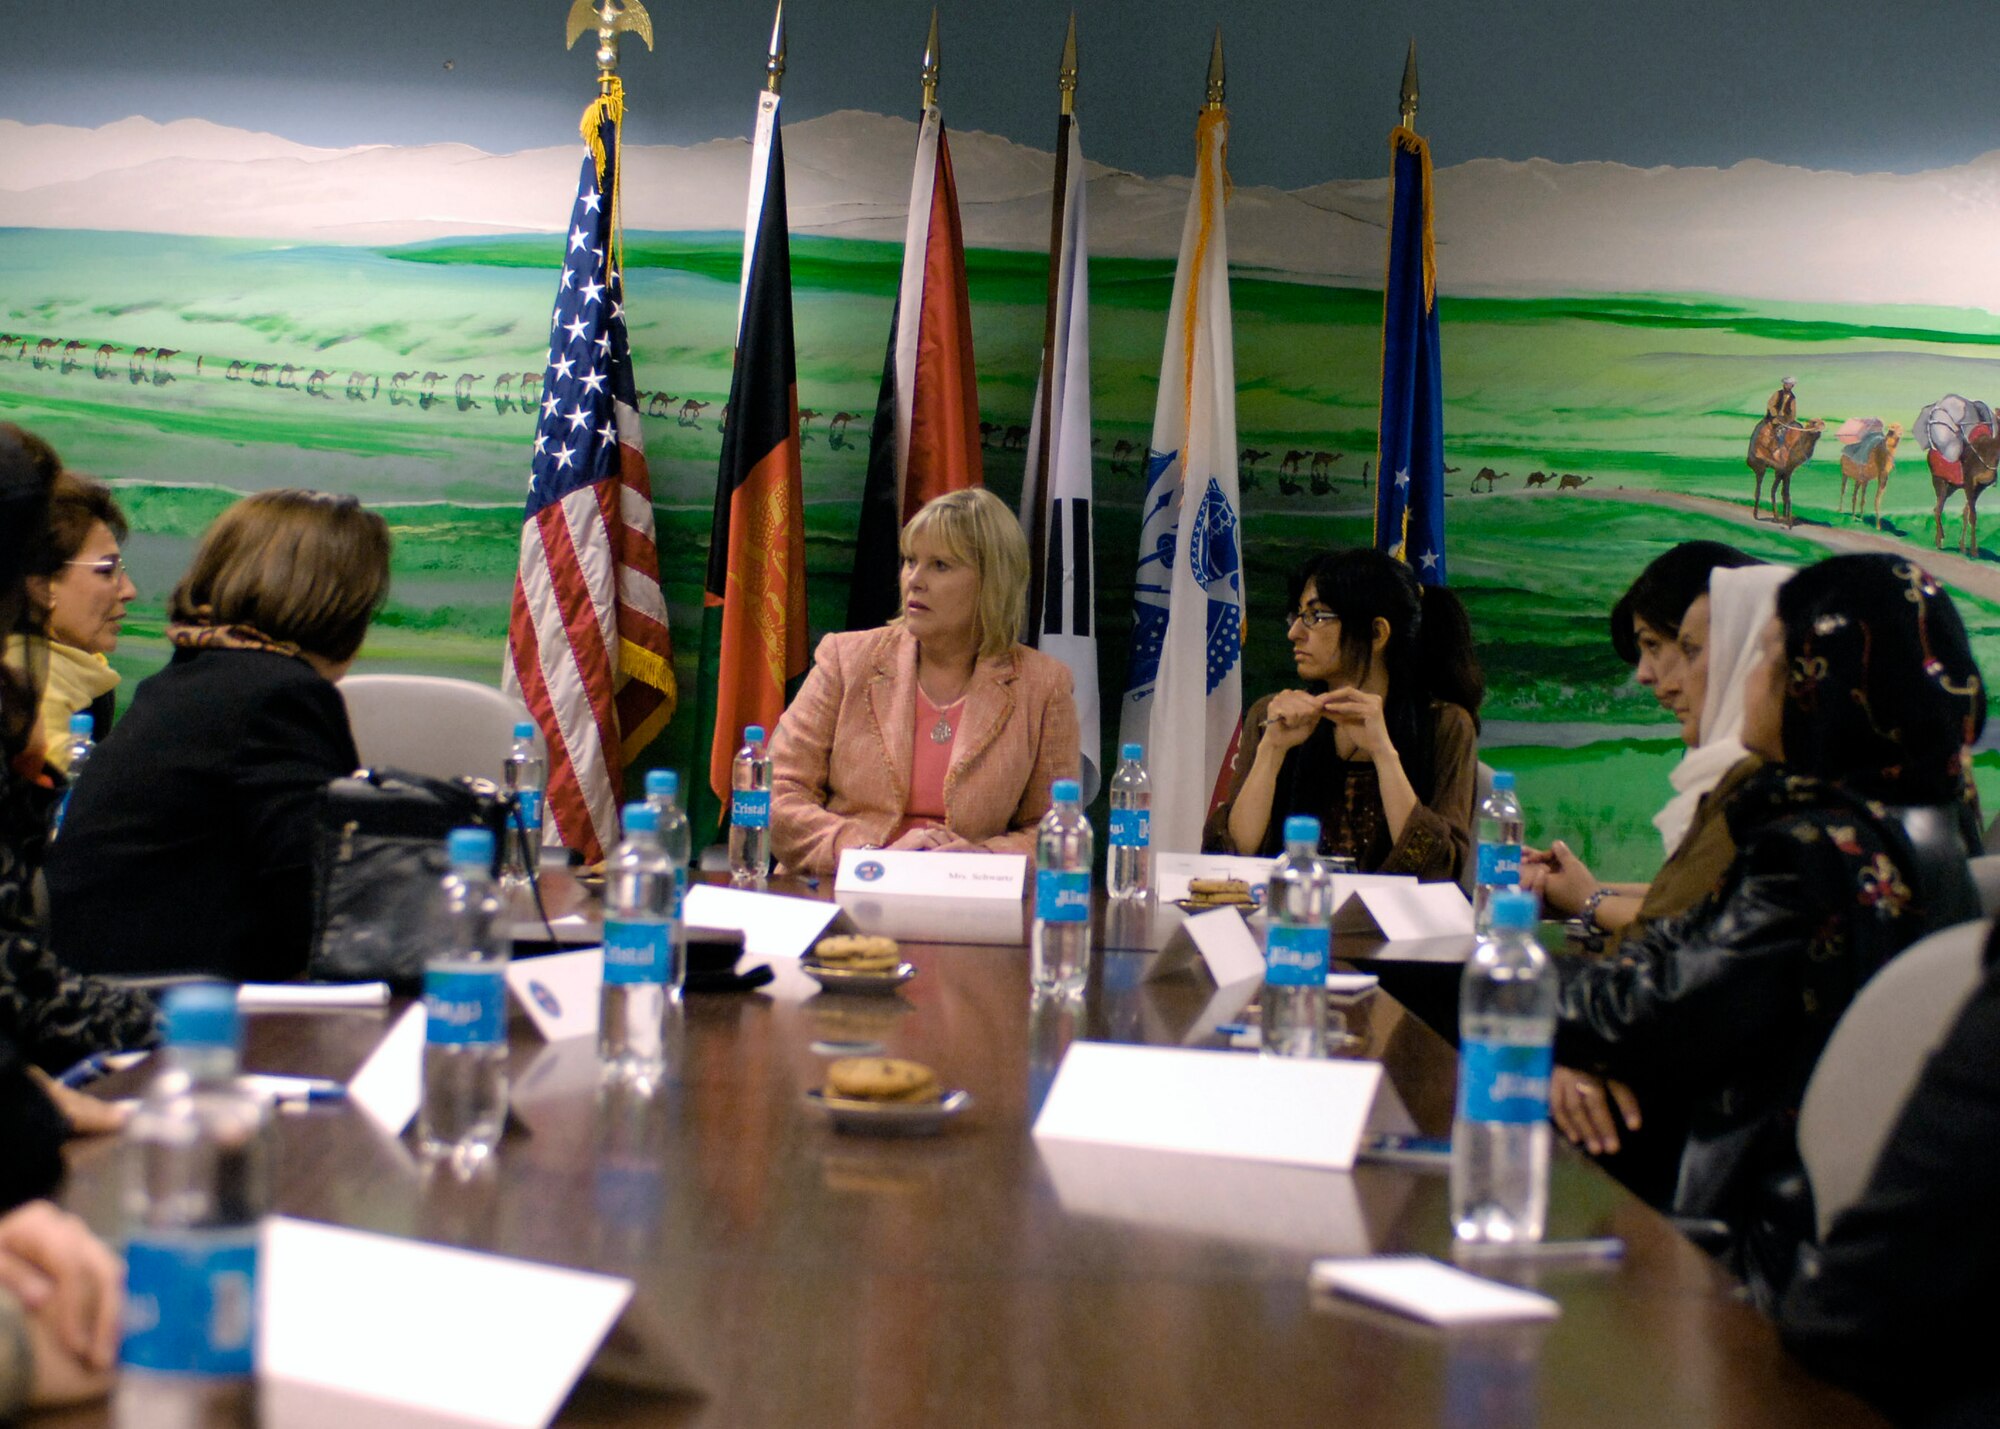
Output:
[505,106,676,865]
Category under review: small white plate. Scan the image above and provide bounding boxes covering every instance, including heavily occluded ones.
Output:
[804,1087,971,1136]
[800,959,919,996]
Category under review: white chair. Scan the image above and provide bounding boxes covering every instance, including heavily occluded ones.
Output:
[1796,917,1990,1240]
[338,674,531,786]
[1971,854,2000,917]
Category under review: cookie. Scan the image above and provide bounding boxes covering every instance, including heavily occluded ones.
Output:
[1187,877,1250,896]
[825,1057,941,1104]
[812,934,902,971]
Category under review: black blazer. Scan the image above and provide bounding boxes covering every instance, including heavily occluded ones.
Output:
[44,647,358,982]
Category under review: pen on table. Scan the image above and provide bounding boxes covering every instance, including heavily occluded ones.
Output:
[57,1050,149,1088]
[1456,1236,1625,1262]
[239,1074,348,1105]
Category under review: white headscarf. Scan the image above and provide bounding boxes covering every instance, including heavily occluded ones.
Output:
[1653,563,1793,856]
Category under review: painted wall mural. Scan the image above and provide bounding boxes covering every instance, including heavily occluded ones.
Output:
[6,6,2000,875]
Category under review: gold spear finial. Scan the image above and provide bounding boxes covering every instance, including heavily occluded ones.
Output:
[766,0,787,93]
[565,0,654,92]
[921,8,941,109]
[1059,13,1078,117]
[1399,39,1419,130]
[1204,26,1226,111]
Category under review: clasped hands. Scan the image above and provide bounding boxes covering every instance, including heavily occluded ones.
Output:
[1262,686,1391,760]
[0,1200,122,1407]
[1520,839,1597,918]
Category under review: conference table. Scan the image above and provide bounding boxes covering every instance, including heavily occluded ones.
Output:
[51,876,1884,1427]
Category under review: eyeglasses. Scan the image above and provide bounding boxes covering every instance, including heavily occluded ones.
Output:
[1286,608,1338,632]
[64,555,128,579]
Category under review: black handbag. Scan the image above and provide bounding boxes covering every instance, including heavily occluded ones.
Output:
[308,768,520,991]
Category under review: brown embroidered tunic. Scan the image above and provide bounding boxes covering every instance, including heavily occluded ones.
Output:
[1203,695,1476,882]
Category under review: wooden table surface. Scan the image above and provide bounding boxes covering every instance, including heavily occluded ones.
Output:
[52,881,1882,1428]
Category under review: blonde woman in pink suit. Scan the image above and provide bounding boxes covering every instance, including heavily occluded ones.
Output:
[771,488,1080,877]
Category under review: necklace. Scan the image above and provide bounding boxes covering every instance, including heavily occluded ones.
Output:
[924,689,966,745]
[930,715,955,744]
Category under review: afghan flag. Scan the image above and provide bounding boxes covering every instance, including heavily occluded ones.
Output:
[692,88,809,846]
[845,102,983,631]
[1374,126,1447,585]
[1117,99,1243,855]
[1020,111,1101,800]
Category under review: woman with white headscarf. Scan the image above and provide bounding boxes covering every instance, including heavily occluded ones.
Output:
[1529,562,1791,1185]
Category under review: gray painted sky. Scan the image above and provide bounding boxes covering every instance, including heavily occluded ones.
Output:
[3,0,1992,186]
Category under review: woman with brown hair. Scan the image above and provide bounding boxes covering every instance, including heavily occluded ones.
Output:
[11,470,138,768]
[45,490,392,982]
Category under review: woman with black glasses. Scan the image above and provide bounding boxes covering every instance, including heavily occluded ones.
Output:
[1204,548,1484,881]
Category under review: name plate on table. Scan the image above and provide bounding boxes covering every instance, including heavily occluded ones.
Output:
[506,948,603,1042]
[834,849,1027,899]
[1141,906,1268,987]
[346,1003,427,1138]
[1033,1041,1382,1171]
[1332,880,1474,941]
[1155,852,1277,903]
[681,884,848,962]
[260,1217,661,1429]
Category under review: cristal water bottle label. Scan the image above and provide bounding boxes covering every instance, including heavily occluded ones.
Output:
[121,1229,259,1376]
[518,789,543,831]
[672,866,688,919]
[604,917,671,984]
[731,789,771,829]
[1264,922,1330,987]
[424,966,506,1045]
[1036,869,1091,922]
[1458,1039,1554,1123]
[1109,808,1150,848]
[1476,841,1522,886]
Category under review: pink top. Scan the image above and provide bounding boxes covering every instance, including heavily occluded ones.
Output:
[892,686,962,841]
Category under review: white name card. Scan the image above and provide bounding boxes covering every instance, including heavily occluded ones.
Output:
[1155,852,1277,903]
[506,948,603,1042]
[260,1217,638,1429]
[1332,881,1475,941]
[1309,1256,1560,1327]
[835,848,1027,900]
[346,1003,427,1139]
[238,982,390,1012]
[1142,906,1268,987]
[680,884,847,962]
[1033,1041,1383,1171]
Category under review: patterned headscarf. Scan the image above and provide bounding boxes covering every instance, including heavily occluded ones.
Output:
[1777,554,1987,807]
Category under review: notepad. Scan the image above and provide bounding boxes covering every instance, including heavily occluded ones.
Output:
[1309,1256,1560,1325]
[238,982,390,1011]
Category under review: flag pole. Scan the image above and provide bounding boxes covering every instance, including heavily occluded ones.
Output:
[767,0,786,92]
[1026,15,1078,645]
[1400,39,1419,131]
[565,0,655,92]
[921,7,941,110]
[1206,25,1225,110]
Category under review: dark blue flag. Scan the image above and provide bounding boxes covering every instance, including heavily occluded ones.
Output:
[1374,128,1447,586]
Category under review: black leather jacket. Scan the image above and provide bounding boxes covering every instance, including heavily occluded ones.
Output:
[1556,766,1979,1284]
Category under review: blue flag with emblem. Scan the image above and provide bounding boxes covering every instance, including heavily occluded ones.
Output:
[1374,126,1447,586]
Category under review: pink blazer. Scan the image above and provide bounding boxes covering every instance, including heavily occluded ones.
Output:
[770,625,1080,875]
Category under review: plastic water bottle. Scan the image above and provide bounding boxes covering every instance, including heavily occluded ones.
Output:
[419,827,511,1170]
[1032,778,1094,996]
[729,725,772,886]
[644,769,692,921]
[1451,889,1556,1245]
[116,984,273,1425]
[601,802,682,1087]
[501,721,545,880]
[1106,743,1152,900]
[1262,815,1334,1058]
[51,711,94,837]
[1473,770,1524,933]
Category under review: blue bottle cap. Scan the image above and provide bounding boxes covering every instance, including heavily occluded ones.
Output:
[744,725,766,745]
[1052,779,1081,804]
[1492,771,1516,792]
[447,827,495,867]
[1121,743,1143,761]
[1283,815,1322,845]
[513,721,535,740]
[624,802,659,834]
[1490,889,1539,930]
[68,712,94,735]
[644,769,679,799]
[163,984,239,1050]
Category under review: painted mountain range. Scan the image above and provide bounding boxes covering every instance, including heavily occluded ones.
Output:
[6,112,2000,312]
